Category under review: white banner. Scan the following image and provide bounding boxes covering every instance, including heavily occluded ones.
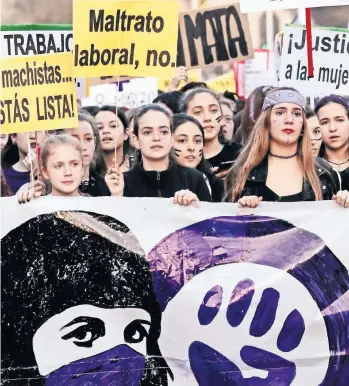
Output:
[1,197,348,385]
[240,0,349,13]
[280,25,349,97]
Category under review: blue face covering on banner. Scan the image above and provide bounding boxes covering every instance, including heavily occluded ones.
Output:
[45,345,145,386]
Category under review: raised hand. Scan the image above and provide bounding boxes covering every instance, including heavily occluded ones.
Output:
[105,165,124,196]
[168,66,188,91]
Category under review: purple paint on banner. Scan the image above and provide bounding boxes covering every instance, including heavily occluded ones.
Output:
[45,345,144,386]
[227,279,255,328]
[147,215,349,385]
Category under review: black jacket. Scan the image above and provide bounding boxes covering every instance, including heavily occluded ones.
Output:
[123,163,212,201]
[238,157,337,202]
[79,171,111,197]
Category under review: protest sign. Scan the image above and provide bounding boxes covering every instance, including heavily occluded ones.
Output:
[0,24,89,98]
[243,49,278,98]
[280,25,349,97]
[1,197,348,385]
[240,0,349,13]
[177,3,254,70]
[0,52,78,133]
[81,83,118,107]
[81,78,158,108]
[73,0,179,79]
[206,71,236,93]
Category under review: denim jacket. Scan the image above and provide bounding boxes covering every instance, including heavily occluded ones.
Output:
[240,157,337,202]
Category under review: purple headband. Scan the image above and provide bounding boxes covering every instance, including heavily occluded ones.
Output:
[315,94,349,112]
[262,89,306,112]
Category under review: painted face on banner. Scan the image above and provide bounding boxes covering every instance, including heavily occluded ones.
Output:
[269,103,303,146]
[95,110,128,152]
[187,93,221,142]
[1,212,168,385]
[135,111,173,161]
[317,102,349,152]
[173,122,203,168]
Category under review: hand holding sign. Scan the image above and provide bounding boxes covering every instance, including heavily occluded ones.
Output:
[105,165,124,196]
[168,66,188,91]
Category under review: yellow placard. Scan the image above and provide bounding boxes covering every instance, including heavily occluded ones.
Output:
[0,53,78,134]
[73,0,180,79]
[206,72,236,93]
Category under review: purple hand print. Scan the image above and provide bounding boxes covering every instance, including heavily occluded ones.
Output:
[190,279,305,386]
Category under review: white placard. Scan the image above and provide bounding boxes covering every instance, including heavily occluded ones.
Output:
[280,25,349,97]
[240,0,349,13]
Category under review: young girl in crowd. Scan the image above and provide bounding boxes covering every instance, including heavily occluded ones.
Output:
[18,134,85,203]
[1,131,46,194]
[172,113,224,202]
[315,95,349,191]
[125,108,138,152]
[106,104,211,205]
[234,86,272,145]
[219,97,235,142]
[224,87,349,208]
[95,106,130,176]
[1,133,9,150]
[179,88,241,177]
[64,112,111,196]
[306,108,322,157]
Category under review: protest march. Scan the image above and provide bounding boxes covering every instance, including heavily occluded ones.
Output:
[1,0,349,385]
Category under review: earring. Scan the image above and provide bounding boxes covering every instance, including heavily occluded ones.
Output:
[13,141,17,145]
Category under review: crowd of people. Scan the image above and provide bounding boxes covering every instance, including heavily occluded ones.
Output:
[1,68,349,208]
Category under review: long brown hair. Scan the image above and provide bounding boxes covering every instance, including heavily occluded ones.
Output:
[225,97,322,202]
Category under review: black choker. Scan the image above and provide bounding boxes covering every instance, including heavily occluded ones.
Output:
[269,151,298,159]
[324,157,349,166]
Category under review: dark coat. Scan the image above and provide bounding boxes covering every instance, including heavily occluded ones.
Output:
[123,163,212,201]
[239,157,338,202]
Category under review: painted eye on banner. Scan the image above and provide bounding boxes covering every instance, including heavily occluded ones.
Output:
[124,320,151,344]
[61,316,106,348]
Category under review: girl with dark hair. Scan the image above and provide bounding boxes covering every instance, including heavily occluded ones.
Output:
[1,131,46,194]
[95,106,131,176]
[125,108,138,153]
[153,91,182,114]
[315,95,349,191]
[306,107,322,157]
[234,86,273,145]
[224,87,349,208]
[179,88,241,178]
[1,133,9,151]
[1,211,171,385]
[106,104,211,205]
[63,112,111,196]
[172,113,224,202]
[219,97,235,142]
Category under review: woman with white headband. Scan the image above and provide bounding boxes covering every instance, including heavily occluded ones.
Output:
[224,87,349,208]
